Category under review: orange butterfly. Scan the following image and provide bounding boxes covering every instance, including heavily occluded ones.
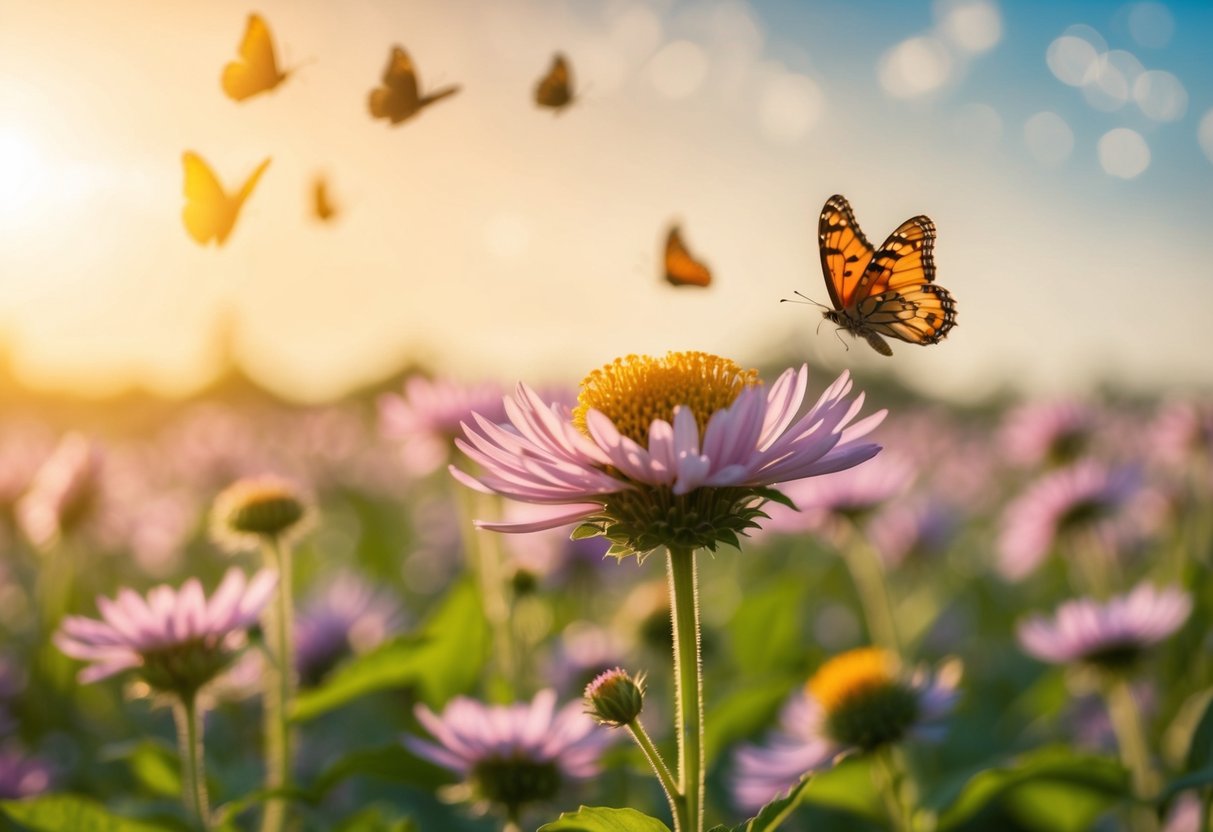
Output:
[534,53,575,112]
[312,175,337,222]
[811,194,956,356]
[368,46,460,125]
[181,152,270,246]
[664,224,712,288]
[221,14,290,102]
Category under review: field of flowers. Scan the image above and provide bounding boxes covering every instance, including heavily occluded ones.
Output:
[0,356,1209,832]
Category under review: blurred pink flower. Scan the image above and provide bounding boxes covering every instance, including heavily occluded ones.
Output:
[55,568,277,694]
[1000,400,1099,468]
[868,495,959,568]
[295,571,405,686]
[0,747,53,799]
[15,432,104,549]
[380,376,507,476]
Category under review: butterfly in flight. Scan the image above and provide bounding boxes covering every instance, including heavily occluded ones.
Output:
[312,175,338,223]
[804,194,956,356]
[181,152,270,246]
[368,46,460,125]
[534,53,575,113]
[664,224,712,288]
[221,14,291,102]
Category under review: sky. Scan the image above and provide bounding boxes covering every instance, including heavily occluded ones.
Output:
[1,0,1211,402]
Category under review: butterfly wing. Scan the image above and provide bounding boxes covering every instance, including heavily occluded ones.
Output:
[664,225,712,287]
[182,152,230,245]
[313,176,336,221]
[221,14,285,101]
[535,53,573,109]
[818,194,877,310]
[852,215,957,346]
[182,153,268,246]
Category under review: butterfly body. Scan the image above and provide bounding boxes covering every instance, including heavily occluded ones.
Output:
[312,176,337,222]
[368,46,459,125]
[664,224,712,288]
[815,194,956,356]
[181,152,270,246]
[535,53,574,112]
[222,14,289,102]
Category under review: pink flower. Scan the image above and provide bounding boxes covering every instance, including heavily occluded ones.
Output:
[452,353,883,558]
[54,568,277,694]
[379,376,507,476]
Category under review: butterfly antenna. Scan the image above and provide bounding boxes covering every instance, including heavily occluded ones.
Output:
[780,290,830,311]
[833,328,850,352]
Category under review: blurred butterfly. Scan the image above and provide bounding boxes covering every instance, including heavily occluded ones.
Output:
[181,152,270,246]
[221,13,291,102]
[534,53,575,112]
[664,224,712,288]
[368,46,460,125]
[802,194,956,356]
[312,175,338,222]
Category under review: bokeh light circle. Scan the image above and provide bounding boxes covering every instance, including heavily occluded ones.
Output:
[757,71,824,144]
[1024,111,1074,166]
[878,36,952,98]
[1081,50,1144,112]
[1046,30,1102,87]
[647,40,710,99]
[1134,70,1187,121]
[1098,128,1150,178]
[1198,109,1213,165]
[1127,2,1175,48]
[937,0,1002,53]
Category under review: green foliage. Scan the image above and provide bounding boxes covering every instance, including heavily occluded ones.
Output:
[708,775,812,832]
[312,744,454,794]
[539,806,673,832]
[0,795,178,832]
[291,577,488,721]
[929,746,1129,831]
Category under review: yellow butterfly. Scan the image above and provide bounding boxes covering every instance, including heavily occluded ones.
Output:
[181,152,270,246]
[368,46,460,125]
[221,13,290,102]
[534,53,575,112]
[810,194,957,355]
[664,224,712,288]
[312,175,338,223]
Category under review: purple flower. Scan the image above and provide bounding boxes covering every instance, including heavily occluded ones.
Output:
[405,689,612,815]
[1000,400,1098,468]
[452,353,882,558]
[1017,583,1191,669]
[997,460,1149,581]
[0,747,53,799]
[761,452,914,542]
[732,648,959,813]
[547,622,630,697]
[379,376,507,476]
[1151,400,1213,473]
[54,568,277,695]
[294,572,404,687]
[868,495,959,568]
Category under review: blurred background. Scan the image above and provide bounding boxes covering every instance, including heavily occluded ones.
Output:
[1,0,1211,407]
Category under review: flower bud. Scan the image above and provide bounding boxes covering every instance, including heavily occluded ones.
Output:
[211,475,312,551]
[584,667,645,727]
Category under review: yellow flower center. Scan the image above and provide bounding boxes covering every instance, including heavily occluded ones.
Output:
[808,647,898,715]
[573,352,761,445]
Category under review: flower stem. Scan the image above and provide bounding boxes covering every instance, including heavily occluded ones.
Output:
[174,695,210,831]
[839,529,901,656]
[667,546,703,832]
[627,717,683,830]
[455,487,517,698]
[871,747,911,832]
[260,535,295,832]
[1105,678,1159,832]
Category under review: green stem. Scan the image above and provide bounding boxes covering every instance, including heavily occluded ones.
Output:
[454,487,517,698]
[627,718,683,830]
[174,695,210,831]
[260,535,295,832]
[839,528,901,656]
[871,748,911,832]
[1105,678,1159,832]
[667,546,703,832]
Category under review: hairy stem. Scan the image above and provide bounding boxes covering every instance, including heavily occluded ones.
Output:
[667,546,703,832]
[174,695,210,831]
[627,717,684,830]
[260,535,295,832]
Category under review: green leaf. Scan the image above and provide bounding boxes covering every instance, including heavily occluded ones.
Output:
[727,580,806,676]
[101,739,181,798]
[538,806,673,832]
[1163,766,1213,802]
[703,680,793,766]
[932,746,1128,831]
[571,523,605,540]
[312,744,453,795]
[797,757,883,823]
[1185,691,1213,772]
[753,487,797,512]
[291,578,488,721]
[718,776,813,832]
[0,795,172,831]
